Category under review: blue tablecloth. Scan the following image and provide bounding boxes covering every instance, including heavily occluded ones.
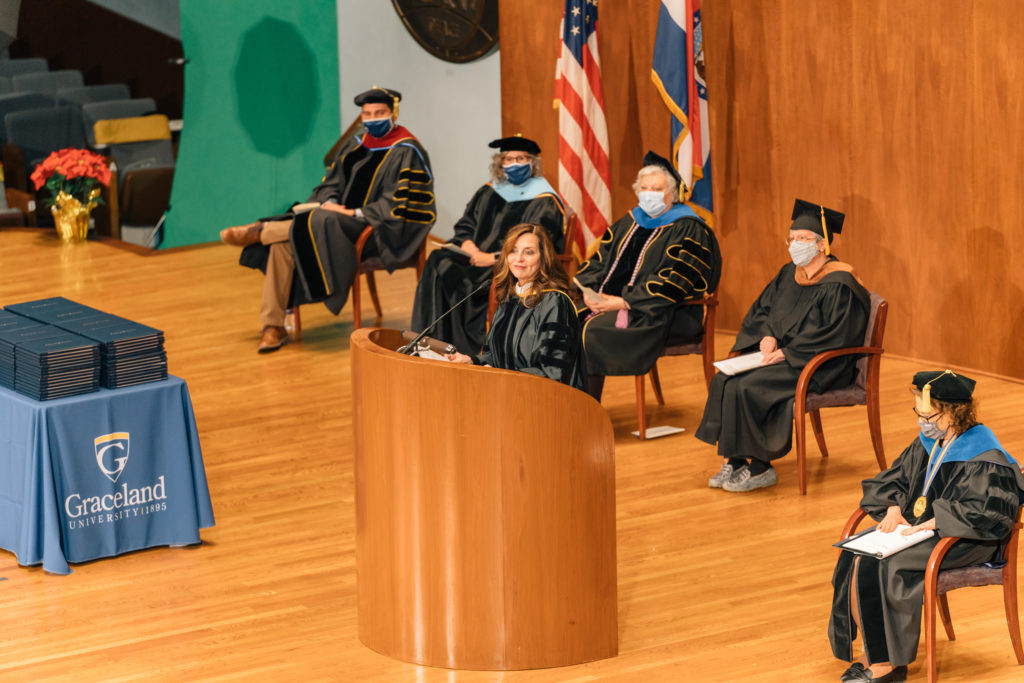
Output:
[0,376,214,574]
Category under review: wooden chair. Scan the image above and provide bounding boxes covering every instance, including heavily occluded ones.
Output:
[841,506,1024,682]
[633,293,719,440]
[793,292,888,494]
[286,225,427,340]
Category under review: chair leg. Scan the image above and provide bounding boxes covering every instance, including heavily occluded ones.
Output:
[937,593,956,641]
[352,273,363,329]
[635,375,647,440]
[809,409,829,458]
[866,398,887,471]
[365,271,383,321]
[285,307,302,342]
[1005,559,1024,664]
[794,412,807,495]
[925,579,939,683]
[649,362,664,406]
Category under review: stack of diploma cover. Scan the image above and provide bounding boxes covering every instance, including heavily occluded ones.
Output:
[3,297,167,393]
[0,310,100,399]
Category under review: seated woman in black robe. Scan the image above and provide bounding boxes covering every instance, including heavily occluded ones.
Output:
[695,199,869,492]
[828,370,1024,683]
[446,224,585,390]
[574,151,721,400]
[411,135,565,354]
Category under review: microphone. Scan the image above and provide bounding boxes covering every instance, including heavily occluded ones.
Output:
[400,280,492,355]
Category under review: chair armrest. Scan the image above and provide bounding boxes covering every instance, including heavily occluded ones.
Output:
[795,346,884,400]
[841,508,871,540]
[925,536,962,584]
[355,225,374,261]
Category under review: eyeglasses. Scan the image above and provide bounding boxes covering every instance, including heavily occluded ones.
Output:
[913,406,940,420]
[785,234,819,245]
[503,154,531,164]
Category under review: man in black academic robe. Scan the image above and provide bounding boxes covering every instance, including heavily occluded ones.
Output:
[410,136,565,354]
[221,87,435,352]
[696,199,869,491]
[575,151,721,399]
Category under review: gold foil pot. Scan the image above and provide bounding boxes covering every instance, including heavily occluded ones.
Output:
[51,188,100,243]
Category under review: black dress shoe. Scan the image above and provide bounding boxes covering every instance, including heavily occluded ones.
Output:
[863,665,907,683]
[840,662,867,681]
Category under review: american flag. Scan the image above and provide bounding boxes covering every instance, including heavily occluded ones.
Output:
[554,0,612,252]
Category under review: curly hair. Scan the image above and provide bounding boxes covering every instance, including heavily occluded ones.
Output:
[489,152,543,183]
[492,224,570,308]
[935,398,980,434]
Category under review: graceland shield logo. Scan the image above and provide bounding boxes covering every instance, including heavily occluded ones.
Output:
[94,432,130,483]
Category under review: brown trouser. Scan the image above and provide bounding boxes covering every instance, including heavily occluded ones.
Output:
[259,220,294,327]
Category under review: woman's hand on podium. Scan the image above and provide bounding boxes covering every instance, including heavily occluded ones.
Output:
[446,352,472,364]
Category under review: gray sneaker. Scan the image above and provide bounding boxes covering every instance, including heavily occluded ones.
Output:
[708,463,738,488]
[723,466,777,492]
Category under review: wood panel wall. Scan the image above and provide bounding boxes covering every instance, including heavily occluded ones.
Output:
[500,0,1024,379]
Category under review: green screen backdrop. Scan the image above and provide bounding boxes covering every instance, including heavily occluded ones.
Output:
[164,0,340,248]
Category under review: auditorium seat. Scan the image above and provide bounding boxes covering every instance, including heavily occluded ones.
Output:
[0,92,53,146]
[12,69,84,96]
[0,57,48,78]
[56,83,131,108]
[82,98,157,147]
[0,76,10,95]
[2,106,86,197]
[93,114,175,246]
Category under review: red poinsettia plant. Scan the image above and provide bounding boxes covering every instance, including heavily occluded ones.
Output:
[30,148,112,208]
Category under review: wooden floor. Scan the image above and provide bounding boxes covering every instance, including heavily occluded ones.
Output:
[1,228,1023,682]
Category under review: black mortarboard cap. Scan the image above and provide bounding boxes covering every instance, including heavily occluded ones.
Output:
[641,150,683,192]
[353,87,402,110]
[791,199,845,245]
[913,369,976,409]
[488,135,541,155]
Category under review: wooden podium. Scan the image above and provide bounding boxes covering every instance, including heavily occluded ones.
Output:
[350,329,618,670]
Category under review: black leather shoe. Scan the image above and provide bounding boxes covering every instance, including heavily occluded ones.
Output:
[864,665,907,683]
[840,662,867,681]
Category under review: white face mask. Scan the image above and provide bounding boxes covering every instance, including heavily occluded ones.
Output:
[638,191,667,217]
[788,239,818,267]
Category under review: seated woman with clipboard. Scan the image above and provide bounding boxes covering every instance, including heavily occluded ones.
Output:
[828,370,1024,683]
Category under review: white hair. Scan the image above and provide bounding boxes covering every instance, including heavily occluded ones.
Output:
[632,165,676,195]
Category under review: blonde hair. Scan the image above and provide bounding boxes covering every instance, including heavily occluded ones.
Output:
[631,165,677,196]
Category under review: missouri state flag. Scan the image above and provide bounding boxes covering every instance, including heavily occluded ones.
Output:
[652,0,713,216]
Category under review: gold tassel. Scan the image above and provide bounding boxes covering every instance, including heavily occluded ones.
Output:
[820,206,831,256]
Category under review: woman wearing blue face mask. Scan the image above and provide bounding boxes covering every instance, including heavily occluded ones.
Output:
[574,150,721,402]
[828,370,1024,683]
[696,199,870,491]
[410,136,566,354]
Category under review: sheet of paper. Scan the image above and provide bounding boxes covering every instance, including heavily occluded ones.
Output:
[442,243,471,258]
[712,352,766,376]
[837,525,935,559]
[630,425,686,439]
[573,277,601,304]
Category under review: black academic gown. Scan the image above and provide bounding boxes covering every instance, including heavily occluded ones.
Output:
[410,183,565,354]
[828,427,1024,667]
[574,207,721,376]
[239,126,436,314]
[473,289,586,391]
[695,261,869,462]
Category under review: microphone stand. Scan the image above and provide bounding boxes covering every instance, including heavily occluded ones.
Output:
[399,280,492,355]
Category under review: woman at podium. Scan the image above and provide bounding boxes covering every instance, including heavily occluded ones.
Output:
[446,224,586,390]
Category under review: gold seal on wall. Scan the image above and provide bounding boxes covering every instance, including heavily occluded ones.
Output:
[392,0,499,64]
